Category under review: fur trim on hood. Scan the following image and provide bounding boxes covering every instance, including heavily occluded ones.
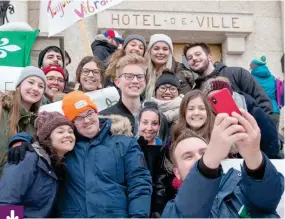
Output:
[94,34,107,42]
[0,91,15,111]
[99,114,133,137]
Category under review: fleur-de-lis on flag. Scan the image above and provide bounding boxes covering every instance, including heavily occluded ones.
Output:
[0,38,21,58]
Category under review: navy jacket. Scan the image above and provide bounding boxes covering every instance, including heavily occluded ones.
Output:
[162,154,284,218]
[57,117,152,218]
[243,93,280,158]
[0,133,58,218]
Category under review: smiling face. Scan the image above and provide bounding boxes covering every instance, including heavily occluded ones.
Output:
[79,61,101,92]
[156,83,179,100]
[115,64,146,98]
[73,109,100,139]
[173,137,208,181]
[20,76,45,108]
[186,46,212,75]
[42,50,63,68]
[150,42,171,66]
[50,125,75,157]
[185,96,207,130]
[139,110,160,144]
[45,70,65,100]
[125,39,145,56]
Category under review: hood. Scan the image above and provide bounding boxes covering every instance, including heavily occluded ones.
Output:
[32,141,52,166]
[91,34,117,52]
[0,91,15,111]
[214,62,227,72]
[99,114,133,137]
[251,65,271,78]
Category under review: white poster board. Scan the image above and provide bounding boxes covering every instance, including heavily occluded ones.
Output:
[0,66,23,91]
[39,86,120,114]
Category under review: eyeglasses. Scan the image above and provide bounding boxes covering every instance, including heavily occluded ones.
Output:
[73,110,96,125]
[81,68,101,76]
[118,73,145,82]
[46,76,65,84]
[158,85,178,93]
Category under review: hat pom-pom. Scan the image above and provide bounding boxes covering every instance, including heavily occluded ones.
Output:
[261,55,267,62]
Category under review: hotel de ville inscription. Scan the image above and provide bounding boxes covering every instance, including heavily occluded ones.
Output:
[97,10,253,33]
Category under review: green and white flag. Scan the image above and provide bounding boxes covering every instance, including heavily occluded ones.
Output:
[0,30,39,67]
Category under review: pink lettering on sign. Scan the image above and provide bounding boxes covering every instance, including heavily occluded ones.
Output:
[74,0,112,18]
[47,0,73,18]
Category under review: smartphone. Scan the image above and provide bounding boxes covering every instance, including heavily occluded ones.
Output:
[208,88,241,115]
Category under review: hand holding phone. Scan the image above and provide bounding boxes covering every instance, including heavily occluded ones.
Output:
[208,88,241,116]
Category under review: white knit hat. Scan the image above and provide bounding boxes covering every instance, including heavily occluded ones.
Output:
[148,34,173,54]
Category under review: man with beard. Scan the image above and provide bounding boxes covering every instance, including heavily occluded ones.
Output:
[183,43,273,115]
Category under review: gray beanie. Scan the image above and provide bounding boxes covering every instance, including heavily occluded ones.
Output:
[16,66,47,89]
[123,34,147,55]
[148,34,173,54]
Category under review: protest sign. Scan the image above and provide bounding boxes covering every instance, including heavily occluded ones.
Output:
[39,86,120,114]
[46,0,123,36]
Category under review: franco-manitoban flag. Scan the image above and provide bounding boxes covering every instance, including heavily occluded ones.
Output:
[0,30,39,67]
[46,0,123,36]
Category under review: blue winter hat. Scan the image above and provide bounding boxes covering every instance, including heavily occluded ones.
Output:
[8,132,33,148]
[252,55,267,66]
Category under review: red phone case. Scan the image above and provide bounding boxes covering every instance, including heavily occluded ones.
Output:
[208,88,241,115]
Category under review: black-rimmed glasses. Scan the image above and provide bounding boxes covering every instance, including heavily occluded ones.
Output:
[118,73,145,81]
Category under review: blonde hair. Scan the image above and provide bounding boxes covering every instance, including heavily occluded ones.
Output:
[105,49,125,81]
[115,54,147,78]
[145,46,173,100]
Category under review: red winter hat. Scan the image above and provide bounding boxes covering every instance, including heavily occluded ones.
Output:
[43,65,65,79]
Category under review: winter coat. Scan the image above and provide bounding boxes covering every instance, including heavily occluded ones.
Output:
[162,154,284,218]
[251,65,279,113]
[0,91,37,177]
[91,34,117,67]
[137,136,169,217]
[151,95,184,124]
[195,62,273,115]
[241,92,280,158]
[57,115,152,218]
[0,133,58,217]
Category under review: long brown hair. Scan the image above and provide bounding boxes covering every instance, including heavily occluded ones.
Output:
[75,56,105,86]
[6,88,41,137]
[173,90,215,142]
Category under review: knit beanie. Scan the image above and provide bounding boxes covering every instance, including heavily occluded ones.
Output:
[35,111,73,143]
[43,65,66,79]
[202,79,233,96]
[62,91,98,121]
[155,69,180,92]
[38,46,64,68]
[123,34,147,55]
[251,55,267,66]
[148,34,173,54]
[16,66,47,89]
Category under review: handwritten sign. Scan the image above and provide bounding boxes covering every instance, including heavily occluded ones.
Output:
[39,86,120,114]
[46,0,123,36]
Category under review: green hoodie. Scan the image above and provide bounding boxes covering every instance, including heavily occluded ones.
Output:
[0,91,37,176]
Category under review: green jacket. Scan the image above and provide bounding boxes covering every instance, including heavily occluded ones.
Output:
[0,91,37,176]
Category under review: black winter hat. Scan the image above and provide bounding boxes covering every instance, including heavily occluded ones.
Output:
[155,69,180,92]
[38,46,65,68]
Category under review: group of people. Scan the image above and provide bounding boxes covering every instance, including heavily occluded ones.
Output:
[0,29,284,218]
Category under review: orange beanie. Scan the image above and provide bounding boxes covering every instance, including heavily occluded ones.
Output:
[62,91,98,121]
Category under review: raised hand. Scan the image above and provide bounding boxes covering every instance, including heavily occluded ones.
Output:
[203,113,247,169]
[232,109,263,170]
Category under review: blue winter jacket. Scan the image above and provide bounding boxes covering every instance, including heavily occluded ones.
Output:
[57,116,152,218]
[251,65,279,113]
[162,154,284,218]
[0,133,58,217]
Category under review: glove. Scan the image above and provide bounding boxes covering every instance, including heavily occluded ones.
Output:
[8,142,34,164]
